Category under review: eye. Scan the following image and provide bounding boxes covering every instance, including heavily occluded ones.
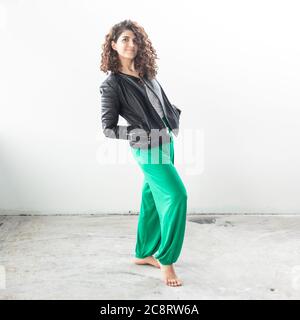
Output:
[122,38,137,43]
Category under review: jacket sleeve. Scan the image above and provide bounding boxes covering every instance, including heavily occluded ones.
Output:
[99,81,133,140]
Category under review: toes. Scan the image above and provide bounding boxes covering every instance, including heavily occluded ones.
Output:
[168,279,182,287]
[164,277,183,287]
[168,280,176,287]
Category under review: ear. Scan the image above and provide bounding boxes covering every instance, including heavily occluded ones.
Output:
[111,41,116,51]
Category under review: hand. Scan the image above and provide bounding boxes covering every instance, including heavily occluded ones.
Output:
[128,128,150,148]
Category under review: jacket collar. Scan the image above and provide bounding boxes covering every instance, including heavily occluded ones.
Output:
[117,71,142,81]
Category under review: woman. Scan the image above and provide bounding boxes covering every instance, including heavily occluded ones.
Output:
[99,19,188,287]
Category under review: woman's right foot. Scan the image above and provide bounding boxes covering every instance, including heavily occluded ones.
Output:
[158,262,183,286]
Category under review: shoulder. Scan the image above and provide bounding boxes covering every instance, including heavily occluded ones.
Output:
[145,75,161,87]
[145,76,162,92]
[99,73,119,92]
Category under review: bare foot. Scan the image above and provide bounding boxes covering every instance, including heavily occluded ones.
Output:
[158,263,183,287]
[133,256,161,269]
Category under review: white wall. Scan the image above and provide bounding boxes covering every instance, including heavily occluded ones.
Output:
[0,0,299,215]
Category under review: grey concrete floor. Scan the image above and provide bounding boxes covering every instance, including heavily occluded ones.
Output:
[0,214,300,300]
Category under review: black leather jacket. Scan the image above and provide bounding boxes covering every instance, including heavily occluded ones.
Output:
[99,71,182,149]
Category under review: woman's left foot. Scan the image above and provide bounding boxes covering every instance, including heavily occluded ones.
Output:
[133,256,161,268]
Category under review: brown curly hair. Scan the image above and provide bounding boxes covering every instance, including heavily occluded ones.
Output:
[100,19,159,80]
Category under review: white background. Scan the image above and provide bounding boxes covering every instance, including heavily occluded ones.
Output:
[0,0,299,214]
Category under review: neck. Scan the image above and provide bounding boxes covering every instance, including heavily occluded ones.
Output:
[119,58,137,73]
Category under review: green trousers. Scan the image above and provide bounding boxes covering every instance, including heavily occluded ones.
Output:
[130,117,188,265]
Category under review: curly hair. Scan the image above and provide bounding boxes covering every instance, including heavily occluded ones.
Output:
[100,19,159,80]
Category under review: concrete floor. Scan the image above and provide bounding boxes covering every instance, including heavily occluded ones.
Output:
[0,214,300,300]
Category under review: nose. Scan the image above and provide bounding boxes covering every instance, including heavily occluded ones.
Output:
[129,40,136,47]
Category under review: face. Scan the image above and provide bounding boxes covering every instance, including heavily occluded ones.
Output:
[111,30,138,60]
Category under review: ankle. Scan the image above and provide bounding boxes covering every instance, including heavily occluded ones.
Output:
[160,263,173,268]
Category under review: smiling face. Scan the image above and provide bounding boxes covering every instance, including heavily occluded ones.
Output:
[111,29,138,60]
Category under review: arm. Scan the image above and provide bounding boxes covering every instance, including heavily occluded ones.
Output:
[99,80,134,140]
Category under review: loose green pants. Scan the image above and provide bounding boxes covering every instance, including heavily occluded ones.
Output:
[130,117,188,265]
